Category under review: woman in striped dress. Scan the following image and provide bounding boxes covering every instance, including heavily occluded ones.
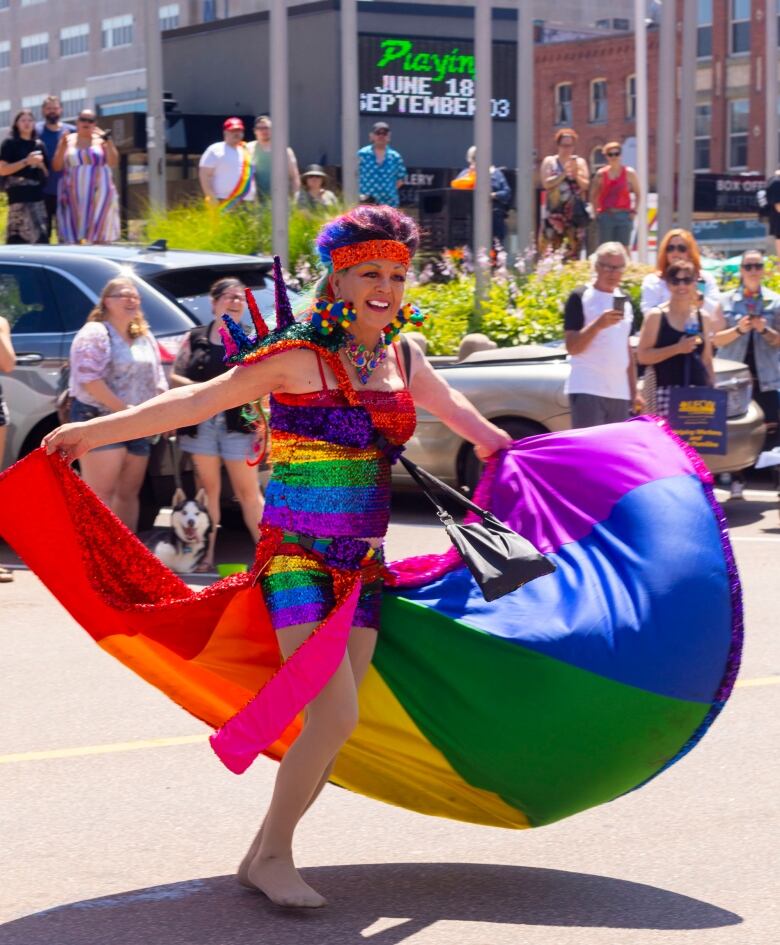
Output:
[52,109,120,244]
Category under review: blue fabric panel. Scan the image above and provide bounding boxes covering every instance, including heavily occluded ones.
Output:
[393,475,731,703]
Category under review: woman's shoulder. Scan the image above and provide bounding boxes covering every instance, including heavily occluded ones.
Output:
[74,320,110,342]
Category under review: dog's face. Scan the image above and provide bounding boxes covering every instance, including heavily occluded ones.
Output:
[170,488,211,545]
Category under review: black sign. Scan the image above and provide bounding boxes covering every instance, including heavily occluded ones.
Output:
[668,387,728,455]
[359,34,515,121]
[694,173,765,214]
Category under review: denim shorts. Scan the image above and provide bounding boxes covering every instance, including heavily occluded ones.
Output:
[178,412,255,462]
[70,398,153,457]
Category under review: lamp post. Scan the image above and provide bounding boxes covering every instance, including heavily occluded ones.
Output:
[656,0,676,238]
[633,0,649,260]
[144,0,166,210]
[270,0,290,267]
[677,0,697,230]
[474,1,493,314]
[766,0,779,178]
[340,0,359,206]
[515,0,535,254]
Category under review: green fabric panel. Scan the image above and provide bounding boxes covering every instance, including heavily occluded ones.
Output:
[377,595,709,827]
[262,569,329,594]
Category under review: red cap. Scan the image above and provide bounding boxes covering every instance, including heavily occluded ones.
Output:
[223,117,244,131]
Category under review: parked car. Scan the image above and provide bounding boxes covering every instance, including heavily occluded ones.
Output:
[399,344,766,493]
[0,244,299,524]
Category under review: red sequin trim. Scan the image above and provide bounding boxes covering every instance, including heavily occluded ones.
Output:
[330,240,411,272]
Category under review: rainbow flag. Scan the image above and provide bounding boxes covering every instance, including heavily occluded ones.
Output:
[217,143,252,211]
[0,417,740,828]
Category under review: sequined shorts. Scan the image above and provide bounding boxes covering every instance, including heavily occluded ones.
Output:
[260,538,385,633]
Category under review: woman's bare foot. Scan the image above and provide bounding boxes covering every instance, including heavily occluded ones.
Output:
[248,854,327,908]
[237,824,264,889]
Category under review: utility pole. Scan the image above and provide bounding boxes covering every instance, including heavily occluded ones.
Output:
[633,0,649,260]
[474,1,493,314]
[515,0,535,254]
[340,0,359,206]
[270,0,290,267]
[656,0,676,237]
[677,0,697,230]
[144,0,166,211]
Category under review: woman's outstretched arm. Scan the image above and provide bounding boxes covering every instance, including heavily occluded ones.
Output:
[44,355,287,462]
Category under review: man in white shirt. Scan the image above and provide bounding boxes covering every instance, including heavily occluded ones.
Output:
[563,242,641,428]
[198,117,255,207]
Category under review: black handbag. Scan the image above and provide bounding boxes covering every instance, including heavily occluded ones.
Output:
[398,453,556,602]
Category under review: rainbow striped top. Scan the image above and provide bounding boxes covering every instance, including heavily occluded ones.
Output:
[262,385,416,540]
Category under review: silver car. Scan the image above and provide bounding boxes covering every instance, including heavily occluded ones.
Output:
[398,344,765,493]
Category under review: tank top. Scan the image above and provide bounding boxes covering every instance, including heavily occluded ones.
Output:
[262,346,417,540]
[654,311,709,388]
[597,166,631,212]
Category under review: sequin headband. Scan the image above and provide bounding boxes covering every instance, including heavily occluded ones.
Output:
[330,240,411,272]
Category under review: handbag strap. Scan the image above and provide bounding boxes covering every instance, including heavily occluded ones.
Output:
[397,453,489,520]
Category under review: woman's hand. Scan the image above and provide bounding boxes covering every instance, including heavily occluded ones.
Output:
[676,335,701,355]
[735,314,753,334]
[42,423,94,463]
[474,429,513,462]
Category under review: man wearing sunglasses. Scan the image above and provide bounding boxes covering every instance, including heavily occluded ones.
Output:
[590,141,640,249]
[358,121,406,208]
[712,249,780,496]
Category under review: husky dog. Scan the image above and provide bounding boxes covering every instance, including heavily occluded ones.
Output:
[143,488,213,573]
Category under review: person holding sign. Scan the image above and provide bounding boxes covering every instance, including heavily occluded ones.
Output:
[712,249,780,497]
[637,260,715,417]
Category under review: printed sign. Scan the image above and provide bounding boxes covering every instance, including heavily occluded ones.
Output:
[694,174,765,214]
[668,387,728,455]
[359,34,515,121]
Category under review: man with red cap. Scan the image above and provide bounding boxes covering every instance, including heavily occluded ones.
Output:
[198,117,255,210]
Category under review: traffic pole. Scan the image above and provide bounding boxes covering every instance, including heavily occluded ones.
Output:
[270,0,290,268]
[515,0,535,255]
[656,0,676,238]
[144,0,166,211]
[340,0,359,206]
[633,0,649,260]
[677,0,697,231]
[474,1,493,317]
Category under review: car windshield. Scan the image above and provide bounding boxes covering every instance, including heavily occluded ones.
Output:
[146,266,304,332]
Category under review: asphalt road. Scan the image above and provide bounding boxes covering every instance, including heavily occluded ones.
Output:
[0,486,778,945]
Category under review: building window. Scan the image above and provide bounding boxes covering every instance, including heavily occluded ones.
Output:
[60,24,89,58]
[730,0,751,55]
[102,15,133,49]
[590,78,607,122]
[698,0,713,58]
[554,82,572,125]
[21,93,46,111]
[694,103,712,171]
[0,100,10,129]
[20,33,49,65]
[160,4,180,30]
[626,74,636,120]
[203,0,217,22]
[728,99,749,168]
[0,41,9,70]
[61,87,87,121]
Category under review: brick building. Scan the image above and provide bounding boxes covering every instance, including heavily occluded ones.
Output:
[533,0,777,187]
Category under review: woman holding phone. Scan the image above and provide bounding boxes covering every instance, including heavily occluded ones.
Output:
[0,109,49,244]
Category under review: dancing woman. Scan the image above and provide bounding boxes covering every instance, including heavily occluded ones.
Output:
[43,205,511,908]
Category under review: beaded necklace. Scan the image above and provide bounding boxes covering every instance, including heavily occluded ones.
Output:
[309,298,425,384]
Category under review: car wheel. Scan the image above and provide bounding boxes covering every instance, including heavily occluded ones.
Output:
[458,418,546,495]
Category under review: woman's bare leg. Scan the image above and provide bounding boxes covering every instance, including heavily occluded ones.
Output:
[112,451,150,533]
[224,458,263,543]
[189,453,222,568]
[237,626,377,888]
[241,621,369,907]
[79,447,126,511]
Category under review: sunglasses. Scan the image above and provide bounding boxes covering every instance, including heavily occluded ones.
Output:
[78,116,96,123]
[596,262,625,273]
[373,129,390,136]
[741,262,764,272]
[108,292,140,301]
[666,242,688,253]
[605,150,621,157]
[669,276,695,285]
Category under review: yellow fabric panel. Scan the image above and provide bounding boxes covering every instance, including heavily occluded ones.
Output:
[333,665,530,829]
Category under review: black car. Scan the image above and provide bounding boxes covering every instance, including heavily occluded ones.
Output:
[1,243,296,524]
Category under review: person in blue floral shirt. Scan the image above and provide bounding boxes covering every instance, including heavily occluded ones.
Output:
[358,122,406,207]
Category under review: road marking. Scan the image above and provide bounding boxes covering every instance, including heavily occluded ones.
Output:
[0,733,209,765]
[730,536,780,543]
[2,677,779,766]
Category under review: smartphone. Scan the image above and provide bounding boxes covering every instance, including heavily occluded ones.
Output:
[612,295,628,310]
